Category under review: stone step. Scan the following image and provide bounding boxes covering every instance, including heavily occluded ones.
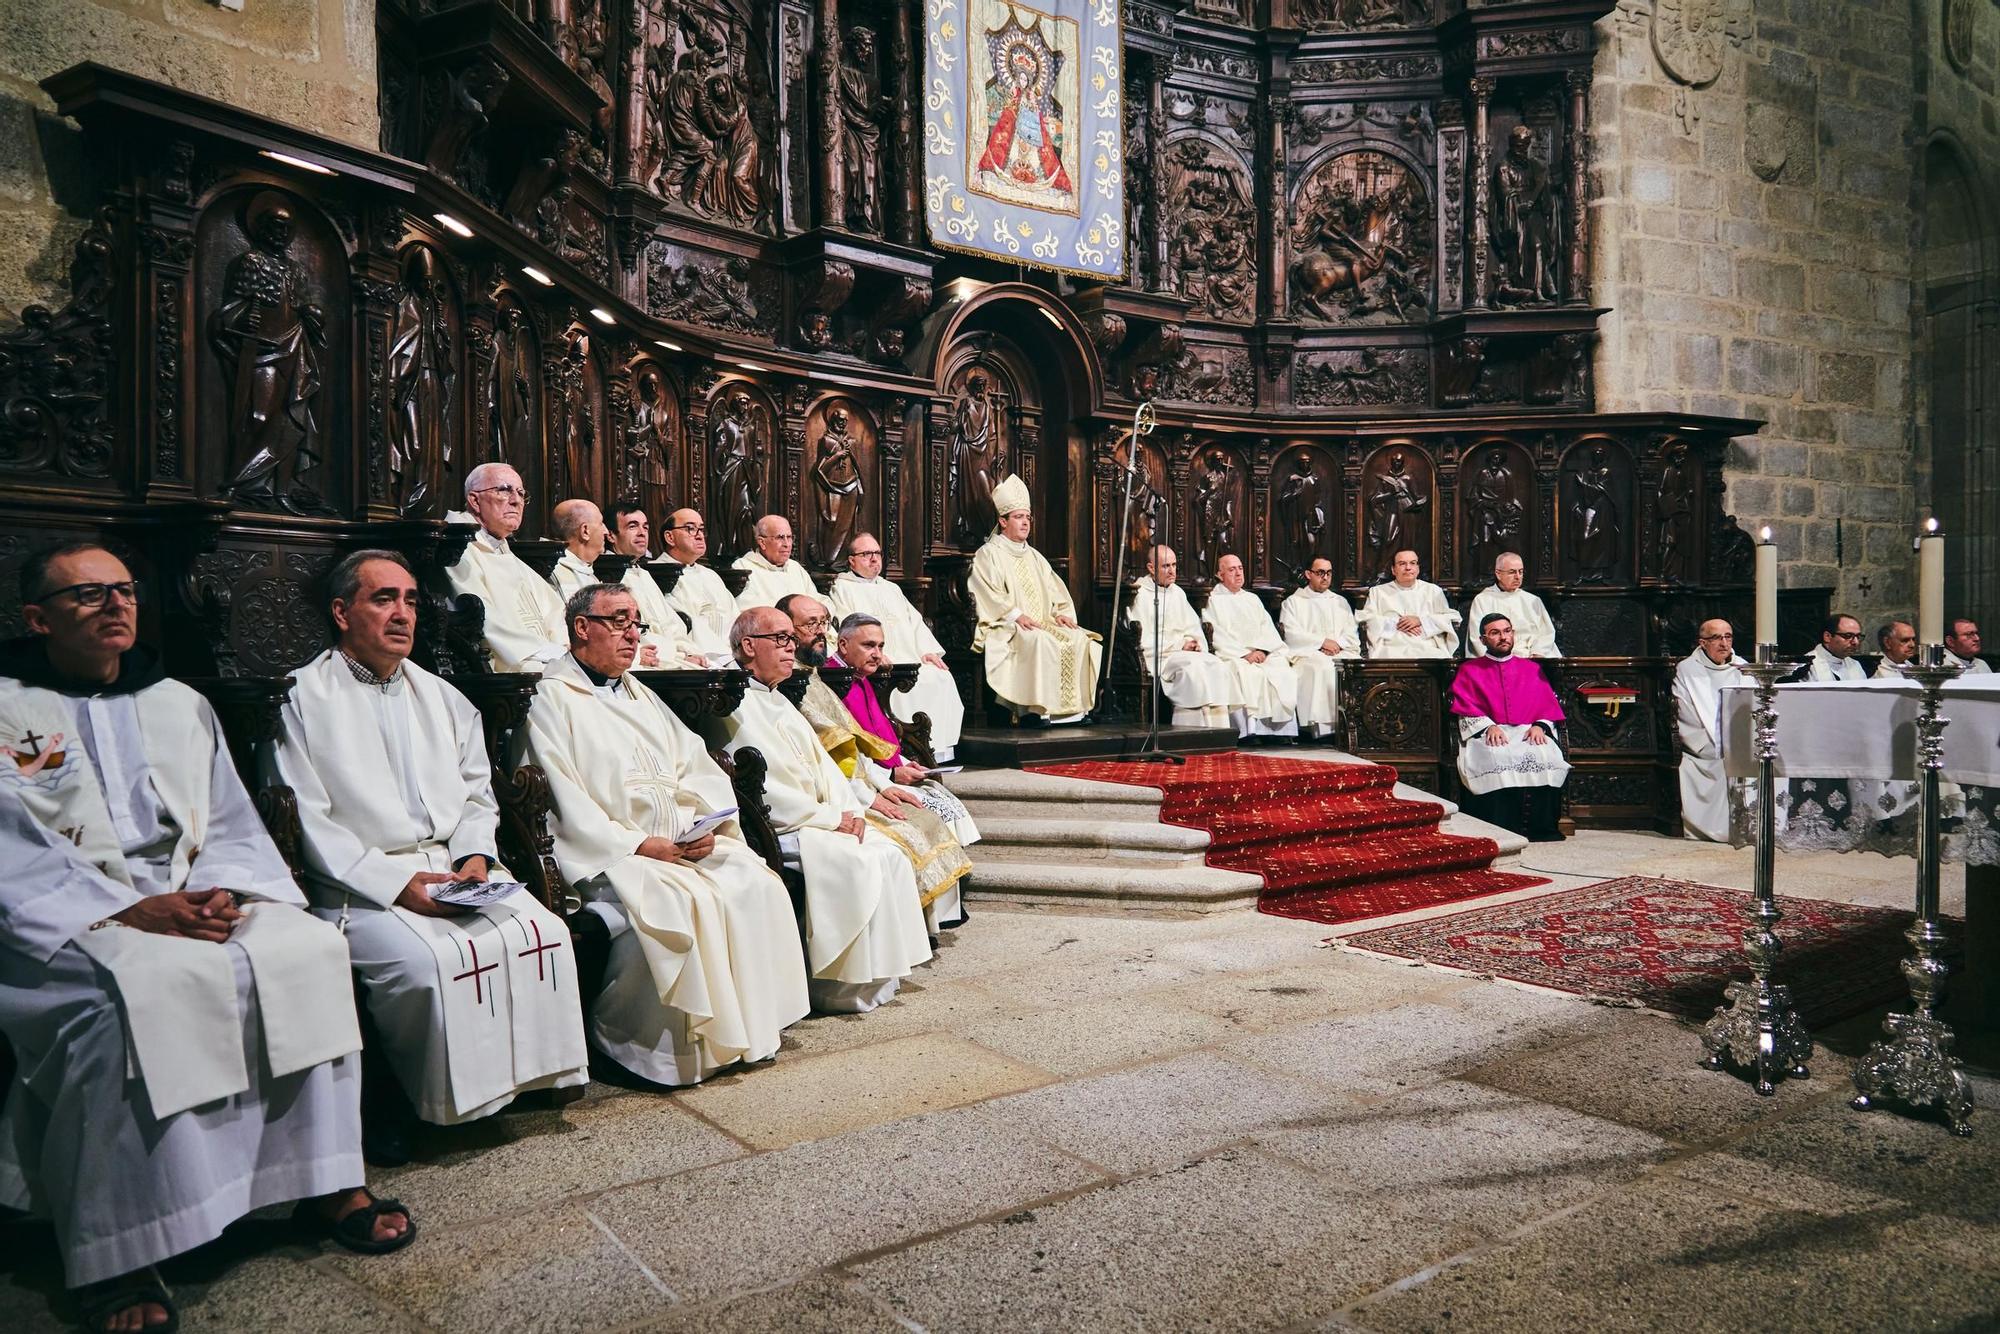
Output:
[971,816,1211,857]
[965,858,1265,913]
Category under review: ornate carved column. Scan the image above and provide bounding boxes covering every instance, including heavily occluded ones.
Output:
[1148,59,1169,292]
[815,0,846,230]
[1265,86,1290,320]
[1565,69,1590,306]
[882,396,908,575]
[136,201,196,500]
[616,0,650,188]
[1468,76,1494,313]
[891,4,920,246]
[351,251,404,519]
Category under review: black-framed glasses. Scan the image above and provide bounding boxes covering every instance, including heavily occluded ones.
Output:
[1699,633,1734,642]
[671,522,706,533]
[742,630,797,648]
[473,484,530,502]
[1307,566,1333,577]
[849,549,883,559]
[1828,630,1863,641]
[580,614,648,635]
[37,580,140,608]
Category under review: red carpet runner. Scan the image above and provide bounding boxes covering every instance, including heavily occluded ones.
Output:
[1029,753,1548,925]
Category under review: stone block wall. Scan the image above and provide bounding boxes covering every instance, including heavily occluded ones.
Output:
[0,0,378,314]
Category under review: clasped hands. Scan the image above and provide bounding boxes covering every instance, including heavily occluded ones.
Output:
[636,834,717,865]
[1395,614,1426,636]
[1015,612,1077,633]
[112,888,244,941]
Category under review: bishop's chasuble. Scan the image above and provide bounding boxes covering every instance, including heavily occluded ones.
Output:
[551,551,699,668]
[1278,587,1360,734]
[662,557,738,665]
[526,654,809,1084]
[1203,585,1301,733]
[826,571,966,756]
[444,511,567,672]
[1361,578,1462,658]
[970,535,1103,720]
[1466,586,1562,658]
[1127,579,1232,728]
[732,552,817,613]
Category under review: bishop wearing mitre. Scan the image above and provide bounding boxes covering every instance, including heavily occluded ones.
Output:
[525,584,810,1084]
[1466,553,1561,658]
[733,515,817,612]
[444,462,566,672]
[551,499,704,669]
[658,508,738,665]
[0,544,411,1333]
[1128,545,1233,729]
[1204,555,1301,741]
[971,475,1104,724]
[826,531,965,759]
[1361,549,1461,658]
[272,550,590,1145]
[1278,557,1358,739]
[717,607,934,1011]
[1672,619,1748,842]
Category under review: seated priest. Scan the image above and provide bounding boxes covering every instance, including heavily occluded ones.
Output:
[1361,549,1460,658]
[1204,555,1301,743]
[1278,557,1359,740]
[1466,553,1561,658]
[1947,618,1992,674]
[779,595,973,935]
[1672,619,1748,842]
[553,499,704,669]
[1447,613,1569,842]
[1794,614,1866,682]
[825,532,964,760]
[1874,620,1917,678]
[524,584,810,1085]
[272,550,590,1150]
[733,515,816,612]
[444,462,566,672]
[970,476,1103,726]
[717,607,933,1012]
[659,508,737,666]
[0,544,411,1333]
[1128,545,1233,730]
[832,611,983,848]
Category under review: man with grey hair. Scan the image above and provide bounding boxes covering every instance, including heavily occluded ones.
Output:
[550,498,702,669]
[444,462,566,671]
[659,507,736,666]
[732,514,816,613]
[1466,553,1561,658]
[524,583,809,1083]
[1874,620,1917,678]
[826,532,964,759]
[272,549,588,1150]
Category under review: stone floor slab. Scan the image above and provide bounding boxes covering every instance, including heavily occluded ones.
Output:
[624,1276,911,1333]
[959,993,1241,1076]
[1165,956,1462,1031]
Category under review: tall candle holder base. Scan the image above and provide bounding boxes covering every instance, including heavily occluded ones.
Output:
[1851,648,1975,1136]
[1700,645,1813,1094]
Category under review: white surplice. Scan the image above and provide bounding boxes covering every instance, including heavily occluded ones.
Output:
[661,557,738,666]
[717,679,932,1012]
[273,650,589,1123]
[1874,657,1912,680]
[1360,579,1461,658]
[551,552,699,669]
[0,660,361,1287]
[526,654,809,1084]
[444,511,567,672]
[732,552,817,613]
[827,572,966,757]
[1948,649,1994,676]
[1801,644,1866,683]
[1128,580,1232,728]
[970,534,1103,720]
[1203,586,1300,735]
[1466,587,1562,658]
[1673,649,1748,841]
[1278,587,1359,734]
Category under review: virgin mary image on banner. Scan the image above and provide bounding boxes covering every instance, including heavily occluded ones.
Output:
[969,1,1080,214]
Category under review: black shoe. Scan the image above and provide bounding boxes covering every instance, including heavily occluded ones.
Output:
[985,701,1014,728]
[1019,713,1050,729]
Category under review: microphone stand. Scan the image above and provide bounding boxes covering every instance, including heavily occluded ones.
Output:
[1092,402,1179,764]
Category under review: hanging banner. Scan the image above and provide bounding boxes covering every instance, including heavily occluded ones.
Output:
[924,0,1126,280]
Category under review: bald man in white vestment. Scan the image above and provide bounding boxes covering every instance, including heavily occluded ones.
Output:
[717,608,933,1012]
[1128,546,1233,729]
[658,508,739,666]
[0,545,411,1333]
[970,475,1103,723]
[1278,557,1358,739]
[1466,553,1561,658]
[1673,619,1748,842]
[444,462,566,672]
[552,500,703,669]
[273,551,589,1137]
[825,532,965,759]
[1361,550,1460,658]
[733,515,817,613]
[1204,555,1301,741]
[526,584,810,1084]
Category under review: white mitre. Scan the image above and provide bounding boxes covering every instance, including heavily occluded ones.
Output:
[990,474,1031,524]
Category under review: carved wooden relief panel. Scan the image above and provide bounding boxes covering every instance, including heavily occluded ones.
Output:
[1115,438,1171,563]
[1186,443,1249,576]
[637,0,778,235]
[1652,440,1699,585]
[801,395,877,571]
[1358,443,1436,581]
[705,377,777,560]
[1558,437,1635,587]
[1270,444,1339,577]
[0,212,116,488]
[622,357,683,527]
[1457,439,1536,584]
[386,244,462,518]
[1290,148,1433,326]
[1160,136,1257,324]
[485,293,543,525]
[941,359,1013,550]
[549,324,605,506]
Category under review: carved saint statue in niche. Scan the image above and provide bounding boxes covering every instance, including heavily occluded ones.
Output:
[839,27,891,235]
[628,364,673,500]
[386,247,454,517]
[711,388,764,557]
[1125,457,1166,559]
[949,370,1003,546]
[655,17,766,230]
[1492,125,1560,305]
[810,405,866,569]
[1566,445,1621,583]
[1656,446,1694,583]
[1291,152,1431,324]
[559,335,597,499]
[488,306,536,464]
[1276,451,1328,564]
[1192,452,1236,572]
[1465,448,1525,579]
[211,193,329,514]
[1364,449,1429,580]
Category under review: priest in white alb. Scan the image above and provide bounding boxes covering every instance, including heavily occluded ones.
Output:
[1672,619,1748,842]
[272,550,589,1144]
[1466,553,1561,658]
[1796,614,1867,683]
[1874,620,1917,679]
[658,508,738,666]
[0,544,412,1334]
[1278,557,1358,739]
[1204,555,1300,741]
[1946,618,1991,675]
[552,499,704,669]
[1361,549,1460,657]
[1128,545,1233,730]
[525,583,810,1084]
[825,531,964,759]
[733,515,817,612]
[970,475,1103,724]
[444,462,566,672]
[716,607,933,1011]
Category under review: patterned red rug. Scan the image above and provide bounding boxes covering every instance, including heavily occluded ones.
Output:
[1341,875,1951,1024]
[1029,753,1548,925]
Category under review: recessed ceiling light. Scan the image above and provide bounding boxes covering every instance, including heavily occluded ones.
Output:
[654,339,683,352]
[1040,308,1063,328]
[260,150,336,176]
[735,360,765,372]
[521,266,554,286]
[433,212,474,239]
[589,307,616,325]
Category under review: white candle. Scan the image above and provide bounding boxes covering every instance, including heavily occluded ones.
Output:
[1755,527,1777,647]
[1918,518,1944,645]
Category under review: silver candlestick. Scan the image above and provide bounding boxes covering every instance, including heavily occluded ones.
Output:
[1700,643,1813,1093]
[1851,645,1975,1135]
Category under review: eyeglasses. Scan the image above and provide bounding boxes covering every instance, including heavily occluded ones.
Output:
[1699,633,1734,642]
[1307,567,1333,577]
[38,580,140,608]
[1828,630,1863,641]
[671,522,706,533]
[579,614,649,635]
[849,549,883,559]
[792,616,829,632]
[473,484,529,503]
[742,631,797,648]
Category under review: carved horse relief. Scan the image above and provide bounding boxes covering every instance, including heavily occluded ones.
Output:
[1290,149,1434,325]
